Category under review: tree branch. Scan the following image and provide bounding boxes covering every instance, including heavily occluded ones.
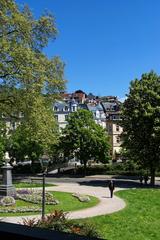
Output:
[0,29,18,38]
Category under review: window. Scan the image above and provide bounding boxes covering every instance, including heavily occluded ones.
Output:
[55,115,58,121]
[116,125,119,132]
[11,122,16,130]
[65,115,68,121]
[72,106,76,111]
[2,114,6,118]
[65,106,68,111]
[54,106,58,111]
[116,136,120,143]
[19,112,24,118]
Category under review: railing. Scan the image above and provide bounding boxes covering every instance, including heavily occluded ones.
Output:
[0,222,101,240]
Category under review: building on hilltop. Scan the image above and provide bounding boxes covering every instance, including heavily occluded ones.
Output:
[101,97,123,160]
[54,92,123,162]
[60,90,87,104]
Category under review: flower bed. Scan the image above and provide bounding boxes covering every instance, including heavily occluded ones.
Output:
[16,190,59,205]
[0,206,41,213]
[0,196,16,206]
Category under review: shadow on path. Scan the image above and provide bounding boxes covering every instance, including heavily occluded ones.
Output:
[78,179,160,189]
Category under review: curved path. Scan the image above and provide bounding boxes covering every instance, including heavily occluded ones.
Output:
[1,182,126,224]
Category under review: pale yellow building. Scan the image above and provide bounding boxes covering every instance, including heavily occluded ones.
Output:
[101,97,123,160]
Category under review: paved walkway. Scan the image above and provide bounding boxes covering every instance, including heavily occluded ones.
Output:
[1,182,126,224]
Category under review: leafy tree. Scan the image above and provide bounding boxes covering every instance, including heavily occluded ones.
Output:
[121,71,160,185]
[8,95,59,166]
[61,109,110,176]
[0,0,65,115]
[0,0,65,167]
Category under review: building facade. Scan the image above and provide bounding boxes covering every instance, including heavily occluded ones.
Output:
[54,93,123,161]
[53,99,88,131]
[87,103,106,129]
[101,97,123,160]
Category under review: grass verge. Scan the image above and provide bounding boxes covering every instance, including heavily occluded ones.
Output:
[77,189,160,240]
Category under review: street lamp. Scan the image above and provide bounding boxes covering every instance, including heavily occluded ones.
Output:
[40,156,49,220]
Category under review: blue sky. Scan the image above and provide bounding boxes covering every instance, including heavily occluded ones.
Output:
[16,0,160,99]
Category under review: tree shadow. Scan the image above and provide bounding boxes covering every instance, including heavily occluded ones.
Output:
[78,179,160,189]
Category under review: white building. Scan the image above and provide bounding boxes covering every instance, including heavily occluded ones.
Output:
[87,103,106,129]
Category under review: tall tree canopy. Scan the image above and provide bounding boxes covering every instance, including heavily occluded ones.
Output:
[0,0,66,162]
[61,109,110,176]
[121,71,160,185]
[0,0,65,112]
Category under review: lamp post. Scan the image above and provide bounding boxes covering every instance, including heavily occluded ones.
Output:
[40,157,49,221]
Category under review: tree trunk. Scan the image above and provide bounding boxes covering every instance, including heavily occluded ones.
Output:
[150,167,155,186]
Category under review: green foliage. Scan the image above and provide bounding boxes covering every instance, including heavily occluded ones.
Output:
[60,109,110,175]
[66,162,141,176]
[22,210,100,238]
[8,95,59,166]
[0,0,65,165]
[0,0,65,98]
[121,71,160,185]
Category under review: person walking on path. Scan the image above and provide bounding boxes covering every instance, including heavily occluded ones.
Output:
[139,175,143,185]
[144,174,149,185]
[108,180,115,198]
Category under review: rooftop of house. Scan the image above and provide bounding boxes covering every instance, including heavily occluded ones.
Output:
[87,103,104,112]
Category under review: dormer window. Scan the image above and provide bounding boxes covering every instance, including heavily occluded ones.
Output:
[54,106,58,111]
[65,106,68,111]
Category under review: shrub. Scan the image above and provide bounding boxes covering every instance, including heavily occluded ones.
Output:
[70,222,100,238]
[13,164,31,174]
[23,210,68,231]
[68,162,143,176]
[22,210,100,238]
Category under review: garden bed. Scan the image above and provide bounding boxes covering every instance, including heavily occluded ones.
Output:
[0,191,99,216]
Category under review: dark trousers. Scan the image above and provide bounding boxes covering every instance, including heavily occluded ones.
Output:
[110,189,113,198]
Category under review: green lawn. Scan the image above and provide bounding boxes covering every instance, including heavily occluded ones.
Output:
[78,189,160,240]
[0,191,99,217]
